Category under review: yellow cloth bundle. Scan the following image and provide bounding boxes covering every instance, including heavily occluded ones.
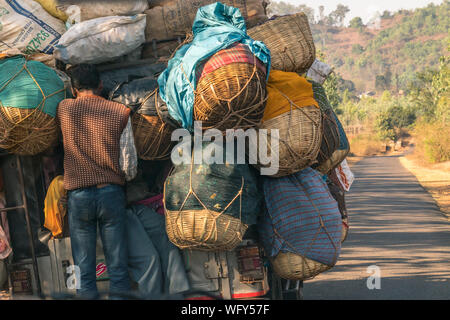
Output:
[44,175,67,238]
[263,70,319,121]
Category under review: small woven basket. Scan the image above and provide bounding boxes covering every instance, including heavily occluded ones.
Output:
[0,107,58,156]
[316,149,349,175]
[255,106,322,177]
[131,112,174,161]
[194,63,267,131]
[271,251,332,281]
[247,12,315,74]
[165,209,248,251]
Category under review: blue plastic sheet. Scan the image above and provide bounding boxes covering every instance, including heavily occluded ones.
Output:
[158,2,271,130]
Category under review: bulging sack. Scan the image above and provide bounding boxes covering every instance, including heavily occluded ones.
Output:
[0,0,67,54]
[53,14,146,64]
[0,56,68,155]
[258,167,342,280]
[35,0,148,22]
[145,0,268,42]
[164,141,262,251]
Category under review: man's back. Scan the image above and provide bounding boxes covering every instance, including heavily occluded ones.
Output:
[57,95,130,191]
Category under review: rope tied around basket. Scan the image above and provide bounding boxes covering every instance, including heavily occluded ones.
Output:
[262,86,321,174]
[267,174,340,280]
[180,52,267,130]
[0,58,67,153]
[164,150,246,250]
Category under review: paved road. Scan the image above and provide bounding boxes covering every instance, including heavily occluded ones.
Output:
[304,155,450,300]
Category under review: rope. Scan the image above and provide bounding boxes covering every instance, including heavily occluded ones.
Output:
[180,53,267,131]
[0,58,66,153]
[267,173,340,279]
[164,150,246,250]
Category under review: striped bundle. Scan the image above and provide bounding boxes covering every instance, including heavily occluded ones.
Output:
[258,167,342,280]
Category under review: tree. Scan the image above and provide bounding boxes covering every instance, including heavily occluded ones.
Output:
[329,4,350,27]
[349,17,364,29]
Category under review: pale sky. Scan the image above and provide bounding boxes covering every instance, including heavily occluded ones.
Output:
[280,0,444,24]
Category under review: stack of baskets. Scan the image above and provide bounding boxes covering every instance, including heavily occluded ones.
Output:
[0,55,68,156]
[245,12,351,281]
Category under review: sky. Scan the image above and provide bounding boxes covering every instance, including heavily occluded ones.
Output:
[280,0,444,24]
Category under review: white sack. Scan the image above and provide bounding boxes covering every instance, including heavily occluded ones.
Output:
[0,0,66,54]
[53,14,146,64]
[307,59,334,85]
[335,159,355,192]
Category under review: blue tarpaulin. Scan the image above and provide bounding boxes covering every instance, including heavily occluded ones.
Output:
[157,2,271,130]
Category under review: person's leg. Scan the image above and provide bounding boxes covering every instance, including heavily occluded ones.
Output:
[126,209,163,299]
[132,205,190,296]
[67,188,98,299]
[97,185,130,299]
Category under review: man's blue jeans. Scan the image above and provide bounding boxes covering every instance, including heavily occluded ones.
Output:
[68,184,131,299]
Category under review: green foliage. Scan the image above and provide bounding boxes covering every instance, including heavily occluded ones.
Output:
[352,44,364,55]
[376,105,416,141]
[349,17,364,29]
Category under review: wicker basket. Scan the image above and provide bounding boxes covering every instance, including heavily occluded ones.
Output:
[255,106,322,177]
[316,149,349,175]
[271,251,332,281]
[194,63,267,131]
[316,109,341,174]
[165,209,248,251]
[247,12,315,74]
[0,107,58,156]
[131,112,174,161]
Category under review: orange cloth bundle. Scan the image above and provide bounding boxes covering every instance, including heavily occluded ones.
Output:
[263,70,319,121]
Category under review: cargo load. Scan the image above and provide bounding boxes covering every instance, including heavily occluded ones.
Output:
[145,0,268,42]
[53,14,146,64]
[34,0,149,22]
[157,2,271,131]
[258,167,342,281]
[311,81,350,174]
[0,0,66,54]
[253,70,322,177]
[0,55,69,155]
[248,12,315,74]
[164,141,262,251]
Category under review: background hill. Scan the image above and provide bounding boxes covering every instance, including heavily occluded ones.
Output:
[269,1,450,95]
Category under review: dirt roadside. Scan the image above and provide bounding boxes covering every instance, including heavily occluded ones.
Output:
[399,156,450,218]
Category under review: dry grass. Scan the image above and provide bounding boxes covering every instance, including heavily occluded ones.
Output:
[348,133,387,157]
[400,155,450,218]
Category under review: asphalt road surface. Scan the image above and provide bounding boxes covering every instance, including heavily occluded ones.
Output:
[304,155,450,300]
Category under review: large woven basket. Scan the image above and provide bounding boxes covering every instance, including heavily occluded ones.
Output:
[255,106,322,177]
[0,107,58,155]
[131,112,174,160]
[165,209,248,251]
[247,12,315,74]
[271,251,332,281]
[194,63,267,131]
